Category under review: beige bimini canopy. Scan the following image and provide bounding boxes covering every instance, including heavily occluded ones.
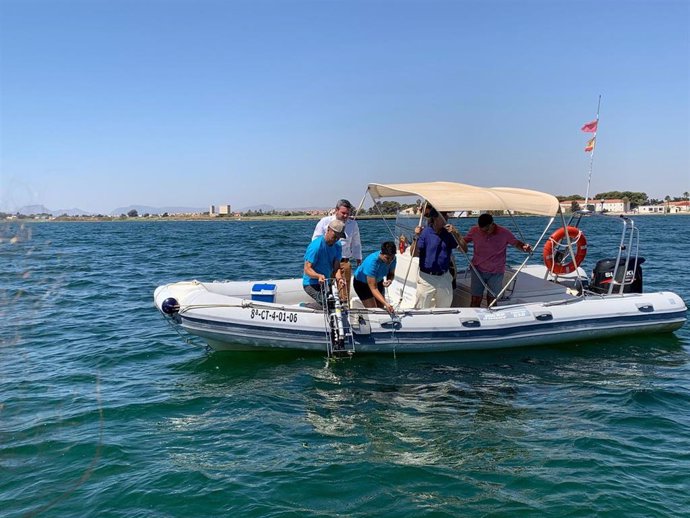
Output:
[367,181,560,217]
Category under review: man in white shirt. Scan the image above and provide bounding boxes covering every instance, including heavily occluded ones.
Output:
[312,199,362,303]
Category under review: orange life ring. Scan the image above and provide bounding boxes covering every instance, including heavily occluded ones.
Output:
[543,226,587,274]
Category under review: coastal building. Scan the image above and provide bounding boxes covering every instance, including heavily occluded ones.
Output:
[635,201,690,214]
[559,199,630,213]
[669,201,690,213]
[219,204,231,215]
[558,199,599,212]
[209,204,216,216]
[636,204,666,214]
[601,199,629,213]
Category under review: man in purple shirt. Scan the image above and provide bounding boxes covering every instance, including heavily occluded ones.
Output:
[412,208,464,308]
[461,214,532,307]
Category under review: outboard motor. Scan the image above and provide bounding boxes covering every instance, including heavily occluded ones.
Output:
[591,257,645,294]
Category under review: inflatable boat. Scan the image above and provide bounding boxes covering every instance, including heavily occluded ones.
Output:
[154,182,687,356]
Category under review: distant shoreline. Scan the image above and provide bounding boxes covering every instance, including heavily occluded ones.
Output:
[6,212,689,223]
[7,214,394,223]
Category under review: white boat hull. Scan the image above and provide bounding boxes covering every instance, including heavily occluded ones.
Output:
[153,276,687,354]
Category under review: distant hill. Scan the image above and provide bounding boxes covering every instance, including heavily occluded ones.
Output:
[15,205,92,216]
[15,204,52,215]
[110,205,207,216]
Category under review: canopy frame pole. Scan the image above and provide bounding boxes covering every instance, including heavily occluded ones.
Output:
[506,210,528,245]
[354,187,369,219]
[368,191,398,240]
[395,200,428,308]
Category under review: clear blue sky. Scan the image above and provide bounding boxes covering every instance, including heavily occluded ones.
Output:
[1,0,688,213]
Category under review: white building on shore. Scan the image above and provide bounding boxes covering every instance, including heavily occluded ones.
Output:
[668,201,690,213]
[209,204,232,216]
[558,198,630,213]
[635,201,690,214]
[636,204,665,214]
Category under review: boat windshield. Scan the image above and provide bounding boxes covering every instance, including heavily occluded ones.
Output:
[394,212,420,252]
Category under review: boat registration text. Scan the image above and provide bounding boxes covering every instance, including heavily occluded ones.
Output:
[250,308,298,323]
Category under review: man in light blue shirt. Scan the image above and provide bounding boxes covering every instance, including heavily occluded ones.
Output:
[303,219,347,308]
[353,241,397,314]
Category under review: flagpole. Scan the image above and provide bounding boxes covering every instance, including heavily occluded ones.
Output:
[583,94,601,209]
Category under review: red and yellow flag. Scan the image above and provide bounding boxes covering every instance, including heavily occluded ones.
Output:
[584,137,596,152]
[581,120,598,133]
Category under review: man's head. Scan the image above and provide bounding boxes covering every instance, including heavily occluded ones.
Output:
[380,241,396,263]
[478,213,494,233]
[326,219,346,244]
[334,199,354,221]
[428,208,446,230]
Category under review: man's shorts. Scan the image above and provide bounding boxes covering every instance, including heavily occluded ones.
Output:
[353,278,384,302]
[470,269,504,298]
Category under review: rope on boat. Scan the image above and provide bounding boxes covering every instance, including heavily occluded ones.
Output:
[176,299,468,319]
[178,301,321,315]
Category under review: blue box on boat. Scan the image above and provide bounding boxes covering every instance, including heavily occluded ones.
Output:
[251,283,277,303]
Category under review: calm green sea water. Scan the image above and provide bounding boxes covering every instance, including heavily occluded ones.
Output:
[2,217,689,517]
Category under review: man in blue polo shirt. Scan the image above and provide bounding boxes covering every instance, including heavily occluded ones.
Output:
[412,208,465,308]
[352,241,397,314]
[303,219,347,308]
